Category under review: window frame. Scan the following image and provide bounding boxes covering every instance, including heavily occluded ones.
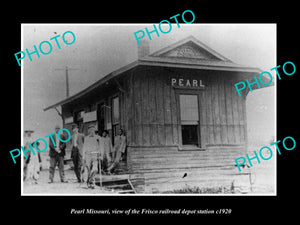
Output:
[175,90,204,150]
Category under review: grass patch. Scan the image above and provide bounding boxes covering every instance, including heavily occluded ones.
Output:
[164,184,235,194]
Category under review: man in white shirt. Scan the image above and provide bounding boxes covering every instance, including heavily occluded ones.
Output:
[97,129,114,175]
[107,129,127,174]
[82,125,100,188]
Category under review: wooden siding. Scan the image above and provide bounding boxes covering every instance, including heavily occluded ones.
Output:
[125,67,247,148]
[61,66,247,149]
[127,146,251,193]
[128,146,244,172]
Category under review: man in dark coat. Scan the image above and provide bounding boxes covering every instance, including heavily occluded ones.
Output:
[48,125,68,183]
[70,124,85,183]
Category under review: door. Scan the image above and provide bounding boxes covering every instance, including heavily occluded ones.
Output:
[97,102,105,135]
[179,94,200,148]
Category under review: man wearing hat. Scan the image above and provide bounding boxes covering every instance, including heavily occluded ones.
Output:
[70,124,85,183]
[48,125,68,183]
[82,124,100,188]
[23,130,37,181]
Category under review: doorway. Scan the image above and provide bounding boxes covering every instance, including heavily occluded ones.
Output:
[179,94,200,148]
[97,102,105,135]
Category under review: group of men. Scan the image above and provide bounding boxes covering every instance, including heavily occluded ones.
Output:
[24,124,127,189]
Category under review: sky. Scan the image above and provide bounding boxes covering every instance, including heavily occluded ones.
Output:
[22,23,276,144]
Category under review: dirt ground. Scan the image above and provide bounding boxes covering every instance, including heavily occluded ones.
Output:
[248,157,276,194]
[23,169,116,195]
[23,158,276,195]
[24,142,276,195]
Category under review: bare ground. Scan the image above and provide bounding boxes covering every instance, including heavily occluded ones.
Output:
[23,169,116,194]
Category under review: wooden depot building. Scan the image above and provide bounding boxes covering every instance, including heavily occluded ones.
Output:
[44,36,269,193]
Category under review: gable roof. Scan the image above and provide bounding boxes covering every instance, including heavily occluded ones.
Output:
[149,35,232,61]
[44,36,264,111]
[138,35,262,73]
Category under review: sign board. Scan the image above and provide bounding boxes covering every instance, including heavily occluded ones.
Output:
[64,116,74,124]
[171,78,205,88]
[83,111,97,123]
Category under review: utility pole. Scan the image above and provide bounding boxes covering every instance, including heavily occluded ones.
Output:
[54,66,79,98]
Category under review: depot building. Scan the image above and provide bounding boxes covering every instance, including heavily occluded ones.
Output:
[44,36,271,192]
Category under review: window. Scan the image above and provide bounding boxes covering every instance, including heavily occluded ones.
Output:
[179,95,199,124]
[179,94,200,147]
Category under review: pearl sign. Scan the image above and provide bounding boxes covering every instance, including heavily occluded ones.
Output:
[171,78,205,88]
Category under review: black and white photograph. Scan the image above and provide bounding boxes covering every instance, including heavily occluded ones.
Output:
[3,3,299,220]
[21,24,276,195]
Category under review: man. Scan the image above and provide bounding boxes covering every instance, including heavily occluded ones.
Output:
[99,130,113,172]
[82,125,100,188]
[71,124,84,183]
[23,130,34,181]
[107,129,126,174]
[48,125,67,183]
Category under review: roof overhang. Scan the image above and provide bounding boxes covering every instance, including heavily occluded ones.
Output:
[139,56,262,73]
[43,58,266,111]
[43,60,139,111]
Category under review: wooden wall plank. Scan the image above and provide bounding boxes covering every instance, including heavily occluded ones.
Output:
[164,81,172,124]
[164,78,173,146]
[199,91,206,148]
[126,74,133,146]
[165,125,173,146]
[138,75,143,146]
[225,77,234,144]
[219,75,228,144]
[242,94,248,153]
[157,125,165,146]
[131,72,137,145]
[212,75,221,144]
[148,73,158,145]
[206,75,214,145]
[141,72,150,146]
[133,73,142,145]
[237,88,245,143]
[231,78,239,143]
[170,81,178,146]
[156,77,165,125]
[155,76,165,145]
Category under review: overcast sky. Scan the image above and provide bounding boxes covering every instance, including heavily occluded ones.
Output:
[22,24,276,143]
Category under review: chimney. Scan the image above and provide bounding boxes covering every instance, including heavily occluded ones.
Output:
[137,39,150,59]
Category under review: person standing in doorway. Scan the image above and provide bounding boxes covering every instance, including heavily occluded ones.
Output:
[107,129,127,174]
[48,125,68,183]
[71,124,85,183]
[99,130,113,172]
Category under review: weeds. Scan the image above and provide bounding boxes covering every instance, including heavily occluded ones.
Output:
[164,184,235,194]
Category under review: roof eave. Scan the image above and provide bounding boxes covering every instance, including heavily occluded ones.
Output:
[43,60,139,111]
[139,57,262,74]
[44,59,262,111]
